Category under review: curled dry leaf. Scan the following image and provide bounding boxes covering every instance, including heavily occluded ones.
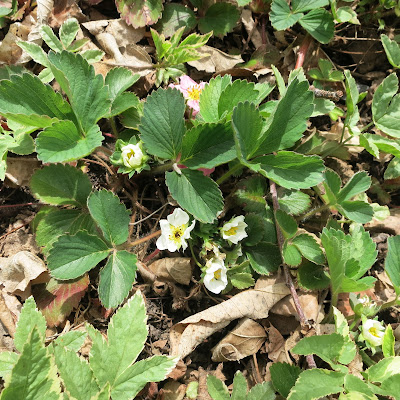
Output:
[170,277,290,359]
[0,290,18,338]
[241,9,263,49]
[0,251,48,299]
[5,157,41,187]
[187,45,243,74]
[211,317,267,362]
[265,321,291,363]
[148,257,192,285]
[0,20,32,64]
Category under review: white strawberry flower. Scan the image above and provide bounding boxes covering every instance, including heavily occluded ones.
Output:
[362,319,385,347]
[121,143,145,169]
[203,258,228,294]
[221,215,248,244]
[156,208,195,252]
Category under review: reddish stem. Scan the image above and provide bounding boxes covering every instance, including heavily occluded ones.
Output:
[295,34,313,70]
[0,202,38,209]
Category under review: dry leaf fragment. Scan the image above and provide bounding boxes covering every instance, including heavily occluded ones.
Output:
[211,318,267,362]
[0,251,48,299]
[187,46,243,74]
[170,280,290,359]
[149,258,192,285]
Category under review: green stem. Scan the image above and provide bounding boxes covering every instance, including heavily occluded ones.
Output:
[361,121,374,133]
[349,317,360,331]
[148,161,174,175]
[216,163,242,185]
[189,241,202,269]
[300,203,330,221]
[379,295,399,311]
[110,117,118,137]
[359,349,375,367]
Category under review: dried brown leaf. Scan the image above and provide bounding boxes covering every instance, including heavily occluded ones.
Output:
[211,318,267,362]
[149,258,192,285]
[170,278,290,359]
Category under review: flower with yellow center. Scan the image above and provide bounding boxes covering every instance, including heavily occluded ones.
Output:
[156,208,196,252]
[121,143,145,169]
[221,215,248,244]
[169,75,206,115]
[362,319,385,347]
[203,258,228,294]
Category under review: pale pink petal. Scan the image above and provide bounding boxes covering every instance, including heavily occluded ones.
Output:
[179,75,197,90]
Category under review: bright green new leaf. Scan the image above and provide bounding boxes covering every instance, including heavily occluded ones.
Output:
[48,51,111,133]
[344,70,360,127]
[54,346,99,400]
[232,101,264,162]
[336,6,359,24]
[54,331,87,352]
[247,382,276,400]
[372,73,400,137]
[14,297,47,353]
[287,369,345,400]
[111,355,176,400]
[0,73,74,127]
[275,209,298,239]
[381,34,400,68]
[338,201,374,224]
[270,0,303,31]
[99,251,137,308]
[383,325,395,358]
[381,375,400,399]
[198,2,240,36]
[199,75,232,123]
[292,233,325,264]
[31,164,92,207]
[231,371,248,400]
[36,120,104,163]
[336,171,371,202]
[40,25,63,52]
[87,190,130,246]
[180,122,236,169]
[17,41,50,67]
[333,307,349,337]
[385,235,400,291]
[299,9,334,44]
[59,18,80,48]
[47,231,110,279]
[206,375,230,400]
[0,351,18,378]
[166,169,223,223]
[344,375,376,399]
[139,87,185,159]
[254,151,325,190]
[366,357,400,383]
[270,362,301,398]
[1,328,61,400]
[115,0,163,28]
[105,67,140,102]
[360,133,400,159]
[255,79,314,155]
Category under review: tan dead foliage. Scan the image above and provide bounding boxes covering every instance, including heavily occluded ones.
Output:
[159,381,186,400]
[170,276,290,359]
[0,251,48,299]
[265,322,290,363]
[5,157,41,187]
[148,258,192,286]
[366,208,400,235]
[211,318,267,362]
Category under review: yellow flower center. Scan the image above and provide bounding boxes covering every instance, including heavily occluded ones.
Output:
[369,327,381,338]
[126,149,135,159]
[225,226,238,236]
[213,269,221,280]
[169,225,185,246]
[187,85,202,101]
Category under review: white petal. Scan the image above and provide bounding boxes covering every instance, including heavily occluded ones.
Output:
[156,234,169,250]
[182,219,196,239]
[159,220,171,234]
[168,208,189,226]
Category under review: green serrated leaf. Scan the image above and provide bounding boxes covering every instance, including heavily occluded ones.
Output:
[0,73,74,127]
[344,70,360,127]
[0,351,18,378]
[246,242,281,274]
[139,87,185,159]
[48,51,111,133]
[14,297,47,353]
[31,164,92,207]
[372,73,400,137]
[283,242,302,266]
[278,189,311,215]
[36,120,104,163]
[292,0,329,13]
[256,79,314,155]
[254,151,325,190]
[275,209,298,239]
[232,101,264,162]
[231,372,248,400]
[382,324,395,358]
[299,9,334,44]
[381,34,400,68]
[385,157,400,179]
[366,357,400,383]
[155,4,197,37]
[247,382,276,400]
[54,346,99,400]
[381,374,400,399]
[199,75,232,123]
[337,171,371,203]
[180,122,236,169]
[2,328,62,400]
[385,235,400,291]
[297,261,330,290]
[54,331,87,352]
[292,233,325,264]
[88,291,148,388]
[40,25,63,52]
[87,190,130,246]
[47,231,110,280]
[116,0,163,28]
[270,362,301,398]
[166,169,223,223]
[287,369,345,400]
[59,18,79,48]
[234,176,268,213]
[206,375,230,400]
[17,41,50,67]
[105,67,139,102]
[198,2,239,36]
[270,0,303,31]
[99,251,137,308]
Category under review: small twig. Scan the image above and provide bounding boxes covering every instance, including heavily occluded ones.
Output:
[130,203,168,226]
[270,180,317,369]
[0,221,30,241]
[295,34,313,70]
[252,353,263,384]
[0,202,40,209]
[129,230,161,247]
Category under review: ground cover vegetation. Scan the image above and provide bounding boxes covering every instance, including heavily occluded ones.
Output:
[1,0,400,398]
